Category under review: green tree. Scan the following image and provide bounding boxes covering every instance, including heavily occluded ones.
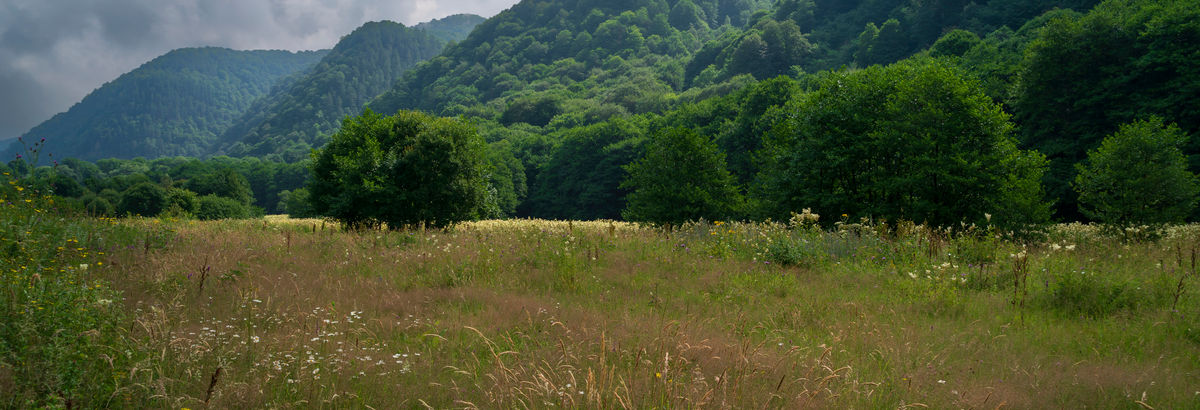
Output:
[622,127,742,224]
[929,29,980,57]
[1073,118,1199,226]
[118,182,168,217]
[185,168,254,205]
[1013,0,1200,219]
[309,109,488,229]
[759,58,1049,228]
[278,188,315,218]
[164,188,199,216]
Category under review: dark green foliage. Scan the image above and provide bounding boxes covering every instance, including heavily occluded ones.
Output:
[500,95,563,126]
[308,110,488,229]
[670,0,709,30]
[622,127,742,224]
[1073,118,1199,226]
[522,118,645,220]
[118,182,168,217]
[223,21,452,160]
[485,141,528,217]
[929,29,980,57]
[195,195,253,220]
[758,58,1049,228]
[7,48,326,161]
[1013,0,1200,218]
[184,168,254,205]
[278,188,316,218]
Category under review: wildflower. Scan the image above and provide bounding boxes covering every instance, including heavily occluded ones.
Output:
[251,336,260,343]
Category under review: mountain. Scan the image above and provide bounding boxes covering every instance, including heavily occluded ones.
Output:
[415,14,488,42]
[220,19,467,161]
[7,48,327,161]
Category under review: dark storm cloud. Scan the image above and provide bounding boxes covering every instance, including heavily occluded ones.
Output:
[0,0,518,140]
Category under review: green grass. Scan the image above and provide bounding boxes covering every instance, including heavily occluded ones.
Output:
[3,210,1200,407]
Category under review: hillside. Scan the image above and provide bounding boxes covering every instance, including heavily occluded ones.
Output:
[369,0,776,120]
[6,48,327,161]
[415,14,488,42]
[220,19,466,161]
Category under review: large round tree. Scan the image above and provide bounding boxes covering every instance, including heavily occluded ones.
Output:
[758,58,1050,229]
[308,109,488,229]
[1073,118,1199,226]
[622,127,743,225]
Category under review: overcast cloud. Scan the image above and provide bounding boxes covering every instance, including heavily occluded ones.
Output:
[0,0,517,141]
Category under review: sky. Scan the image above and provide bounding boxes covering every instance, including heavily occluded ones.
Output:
[0,0,519,142]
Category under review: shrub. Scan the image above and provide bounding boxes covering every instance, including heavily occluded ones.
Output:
[195,194,252,220]
[118,182,167,216]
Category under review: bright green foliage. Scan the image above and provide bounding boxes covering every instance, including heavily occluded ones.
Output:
[1013,0,1200,218]
[1073,118,1199,226]
[6,48,326,161]
[118,182,168,217]
[308,110,488,229]
[929,29,980,57]
[164,188,199,216]
[369,0,773,125]
[622,127,742,224]
[222,21,453,161]
[759,58,1050,228]
[0,175,142,406]
[195,194,254,220]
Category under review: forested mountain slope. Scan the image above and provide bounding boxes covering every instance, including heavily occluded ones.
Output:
[219,19,472,161]
[415,14,488,42]
[369,0,777,122]
[6,48,327,161]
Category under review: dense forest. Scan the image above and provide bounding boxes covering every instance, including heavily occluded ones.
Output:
[4,48,328,161]
[218,16,485,162]
[6,0,1199,227]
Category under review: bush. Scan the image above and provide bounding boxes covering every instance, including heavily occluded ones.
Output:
[118,182,167,216]
[164,188,199,217]
[195,194,252,220]
[1041,269,1155,318]
[762,233,824,268]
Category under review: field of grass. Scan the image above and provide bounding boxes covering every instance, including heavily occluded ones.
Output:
[4,203,1200,407]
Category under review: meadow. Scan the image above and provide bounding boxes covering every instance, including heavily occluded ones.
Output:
[3,197,1200,408]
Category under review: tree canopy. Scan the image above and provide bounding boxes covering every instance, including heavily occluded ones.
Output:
[308,110,489,229]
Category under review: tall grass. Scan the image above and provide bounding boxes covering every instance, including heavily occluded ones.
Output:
[4,208,1200,407]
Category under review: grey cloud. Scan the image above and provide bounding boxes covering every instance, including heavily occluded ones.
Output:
[0,0,519,140]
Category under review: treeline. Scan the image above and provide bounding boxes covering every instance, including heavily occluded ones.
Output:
[1,152,310,219]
